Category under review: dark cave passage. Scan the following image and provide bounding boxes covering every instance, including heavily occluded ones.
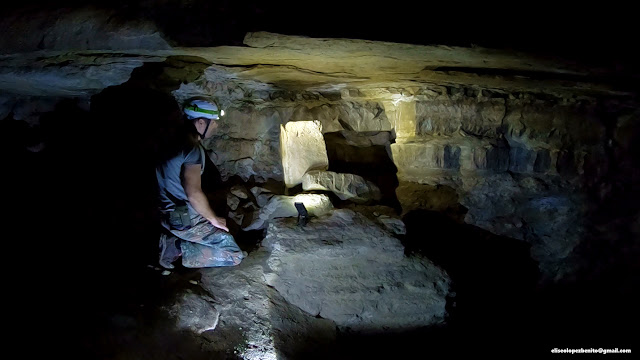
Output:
[396,209,636,356]
[323,131,401,211]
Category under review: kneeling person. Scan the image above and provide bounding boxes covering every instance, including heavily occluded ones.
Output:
[156,99,244,268]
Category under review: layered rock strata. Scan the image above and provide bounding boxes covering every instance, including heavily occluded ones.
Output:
[262,209,451,331]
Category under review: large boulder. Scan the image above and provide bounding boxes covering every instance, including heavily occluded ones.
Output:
[262,209,451,332]
[199,249,337,359]
[280,120,329,188]
[165,292,220,335]
[302,170,381,203]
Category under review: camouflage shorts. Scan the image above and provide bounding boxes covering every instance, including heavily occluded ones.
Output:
[161,215,244,268]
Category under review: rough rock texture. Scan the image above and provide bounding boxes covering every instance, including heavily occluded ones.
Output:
[376,215,407,235]
[229,185,250,199]
[262,209,451,331]
[302,170,382,203]
[395,172,591,282]
[0,52,168,97]
[132,250,337,360]
[336,130,392,147]
[199,104,284,182]
[158,211,449,359]
[383,88,640,283]
[226,193,240,211]
[288,101,391,132]
[0,7,171,54]
[392,96,605,177]
[459,173,586,282]
[199,251,337,359]
[166,292,220,335]
[190,99,395,182]
[395,181,464,218]
[250,186,274,207]
[244,194,333,231]
[280,120,329,187]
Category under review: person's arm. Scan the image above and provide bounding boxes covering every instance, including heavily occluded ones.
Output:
[183,164,229,231]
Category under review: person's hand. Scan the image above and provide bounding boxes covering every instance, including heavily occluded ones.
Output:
[209,216,229,232]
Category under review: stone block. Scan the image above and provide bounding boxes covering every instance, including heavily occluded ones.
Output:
[262,209,450,331]
[244,194,333,231]
[280,120,329,188]
[302,170,381,203]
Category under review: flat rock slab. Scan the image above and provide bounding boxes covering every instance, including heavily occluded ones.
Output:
[262,209,451,332]
[198,250,337,359]
[244,193,333,231]
[302,170,382,203]
[280,120,329,188]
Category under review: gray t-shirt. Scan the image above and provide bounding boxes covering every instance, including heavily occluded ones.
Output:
[156,145,203,216]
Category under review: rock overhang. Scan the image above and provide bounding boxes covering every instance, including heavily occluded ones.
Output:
[1,25,637,100]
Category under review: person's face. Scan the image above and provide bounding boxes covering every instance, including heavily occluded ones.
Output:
[195,118,218,139]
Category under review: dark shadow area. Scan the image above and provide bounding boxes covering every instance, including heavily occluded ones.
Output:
[434,66,640,95]
[74,266,239,360]
[574,104,640,289]
[4,94,161,356]
[324,131,401,211]
[22,89,178,356]
[4,54,309,357]
[370,209,636,358]
[395,182,468,221]
[402,210,539,343]
[3,0,638,77]
[5,60,238,356]
[205,172,283,253]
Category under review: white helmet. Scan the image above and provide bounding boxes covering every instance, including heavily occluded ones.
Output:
[183,99,224,120]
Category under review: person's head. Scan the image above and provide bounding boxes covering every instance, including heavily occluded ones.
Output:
[183,99,224,140]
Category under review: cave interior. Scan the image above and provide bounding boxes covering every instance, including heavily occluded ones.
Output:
[2,1,638,359]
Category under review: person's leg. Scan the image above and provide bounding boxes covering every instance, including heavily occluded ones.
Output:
[159,232,182,269]
[169,216,244,268]
[180,239,243,268]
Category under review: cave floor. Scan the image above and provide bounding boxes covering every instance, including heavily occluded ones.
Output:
[33,208,636,360]
[69,259,634,360]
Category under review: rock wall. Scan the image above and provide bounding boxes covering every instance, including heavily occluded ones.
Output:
[387,89,637,283]
[2,18,636,286]
[173,78,636,283]
[174,76,395,182]
[391,92,605,178]
[5,67,635,286]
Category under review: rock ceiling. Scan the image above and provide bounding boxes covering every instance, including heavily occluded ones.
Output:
[0,4,638,101]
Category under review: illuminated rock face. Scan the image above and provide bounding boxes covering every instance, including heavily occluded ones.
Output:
[244,194,333,231]
[302,170,381,203]
[262,209,451,331]
[390,97,605,178]
[386,92,615,282]
[187,248,338,360]
[280,120,329,188]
